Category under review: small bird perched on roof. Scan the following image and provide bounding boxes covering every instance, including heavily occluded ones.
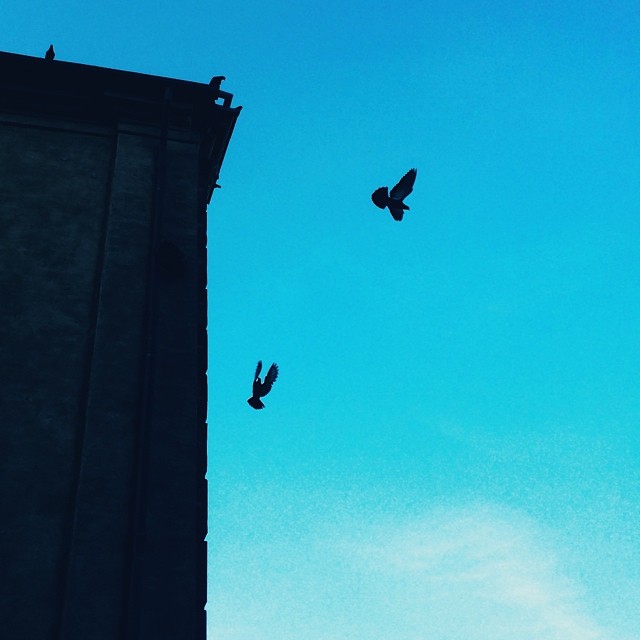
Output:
[247,361,279,410]
[209,75,225,90]
[45,45,55,61]
[371,168,417,221]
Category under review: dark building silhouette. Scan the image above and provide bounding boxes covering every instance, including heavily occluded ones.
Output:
[0,51,241,639]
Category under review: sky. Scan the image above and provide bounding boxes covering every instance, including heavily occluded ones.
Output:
[5,1,640,638]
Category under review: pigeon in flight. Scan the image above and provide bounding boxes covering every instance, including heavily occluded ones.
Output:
[45,45,55,61]
[247,361,279,410]
[371,168,417,221]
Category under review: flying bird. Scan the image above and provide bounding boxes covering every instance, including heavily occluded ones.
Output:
[45,45,55,61]
[247,361,279,410]
[371,168,417,221]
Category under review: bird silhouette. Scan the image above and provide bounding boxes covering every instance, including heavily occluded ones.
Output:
[45,45,55,61]
[371,168,417,221]
[209,75,226,90]
[247,361,279,409]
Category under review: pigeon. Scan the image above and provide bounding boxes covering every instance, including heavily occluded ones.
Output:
[247,361,279,410]
[45,45,55,61]
[371,168,417,221]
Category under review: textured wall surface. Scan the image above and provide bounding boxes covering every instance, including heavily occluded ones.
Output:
[0,112,205,640]
[0,119,116,637]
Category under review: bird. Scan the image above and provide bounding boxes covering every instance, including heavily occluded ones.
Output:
[247,361,279,410]
[371,168,417,221]
[45,45,55,61]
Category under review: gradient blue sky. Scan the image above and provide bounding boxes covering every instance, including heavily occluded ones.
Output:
[6,1,640,638]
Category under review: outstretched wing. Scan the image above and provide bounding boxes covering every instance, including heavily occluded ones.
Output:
[389,168,417,201]
[259,363,279,397]
[371,186,389,209]
[254,360,263,380]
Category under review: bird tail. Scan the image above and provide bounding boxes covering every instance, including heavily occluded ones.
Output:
[247,397,265,410]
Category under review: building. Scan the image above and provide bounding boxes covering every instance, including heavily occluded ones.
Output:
[0,50,241,639]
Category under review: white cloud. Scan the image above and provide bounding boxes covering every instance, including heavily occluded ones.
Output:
[341,504,622,640]
[208,498,638,640]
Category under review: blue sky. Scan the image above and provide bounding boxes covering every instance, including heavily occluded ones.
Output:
[6,1,640,638]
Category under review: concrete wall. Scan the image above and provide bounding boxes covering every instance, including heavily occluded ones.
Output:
[0,110,207,639]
